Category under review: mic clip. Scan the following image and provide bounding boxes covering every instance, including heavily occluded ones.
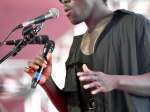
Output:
[12,23,43,57]
[0,23,43,64]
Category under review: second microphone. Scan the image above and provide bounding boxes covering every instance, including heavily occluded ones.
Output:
[0,35,49,46]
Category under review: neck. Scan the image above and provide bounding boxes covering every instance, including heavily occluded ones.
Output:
[85,4,113,33]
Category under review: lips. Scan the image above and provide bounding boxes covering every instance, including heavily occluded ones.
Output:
[64,8,72,16]
[65,10,72,16]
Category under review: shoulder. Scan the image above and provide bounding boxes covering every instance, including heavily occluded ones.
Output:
[71,34,84,46]
[114,9,149,21]
[112,9,150,28]
[73,34,84,41]
[69,34,84,53]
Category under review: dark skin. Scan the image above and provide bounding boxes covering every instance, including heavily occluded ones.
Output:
[24,53,67,112]
[24,0,150,111]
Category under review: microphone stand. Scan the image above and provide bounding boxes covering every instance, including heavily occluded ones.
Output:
[0,23,43,64]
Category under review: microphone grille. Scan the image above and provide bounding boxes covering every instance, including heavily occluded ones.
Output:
[49,8,59,19]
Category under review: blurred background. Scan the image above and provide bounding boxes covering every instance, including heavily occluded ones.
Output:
[0,0,150,112]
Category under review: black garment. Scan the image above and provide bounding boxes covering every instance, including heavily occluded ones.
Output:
[63,9,150,112]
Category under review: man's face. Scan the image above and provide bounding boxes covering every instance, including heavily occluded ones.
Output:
[60,0,94,25]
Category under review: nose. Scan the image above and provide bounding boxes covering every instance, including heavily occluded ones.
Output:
[62,0,70,4]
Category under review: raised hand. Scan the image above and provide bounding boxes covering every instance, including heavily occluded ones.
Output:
[77,64,119,94]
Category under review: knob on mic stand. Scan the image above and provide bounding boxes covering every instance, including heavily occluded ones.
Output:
[31,40,55,89]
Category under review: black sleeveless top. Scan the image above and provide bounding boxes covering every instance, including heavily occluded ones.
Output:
[75,44,94,111]
[64,36,104,112]
[63,9,150,112]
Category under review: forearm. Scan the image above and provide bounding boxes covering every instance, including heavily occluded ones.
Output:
[116,73,150,96]
[41,76,67,112]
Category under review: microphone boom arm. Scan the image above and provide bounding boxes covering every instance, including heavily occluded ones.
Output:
[0,23,43,64]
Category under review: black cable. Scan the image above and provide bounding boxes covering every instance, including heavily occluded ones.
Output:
[0,24,22,47]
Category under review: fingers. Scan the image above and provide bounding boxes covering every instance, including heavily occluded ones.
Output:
[77,64,92,77]
[83,81,107,94]
[24,53,52,75]
[46,53,52,65]
[77,64,97,81]
[91,87,106,94]
[28,54,48,69]
[35,54,48,67]
[24,67,34,77]
[77,64,106,94]
[82,64,89,72]
[27,61,39,70]
[79,75,97,81]
[83,81,100,89]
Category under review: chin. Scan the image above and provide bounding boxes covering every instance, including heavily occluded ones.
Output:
[71,22,80,25]
[69,19,83,25]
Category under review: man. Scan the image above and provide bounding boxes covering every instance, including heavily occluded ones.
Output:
[24,0,150,112]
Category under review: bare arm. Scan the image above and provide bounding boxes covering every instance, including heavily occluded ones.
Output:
[24,53,67,112]
[77,64,150,96]
[40,76,67,112]
[116,73,150,96]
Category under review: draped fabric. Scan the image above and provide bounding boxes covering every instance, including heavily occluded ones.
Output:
[63,9,150,112]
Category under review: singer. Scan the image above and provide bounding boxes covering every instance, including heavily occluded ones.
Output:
[24,0,150,112]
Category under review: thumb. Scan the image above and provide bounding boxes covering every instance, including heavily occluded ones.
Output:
[82,64,90,72]
[46,53,52,64]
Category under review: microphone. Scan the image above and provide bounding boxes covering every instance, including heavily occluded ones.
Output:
[31,40,55,89]
[18,8,59,28]
[0,35,49,46]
